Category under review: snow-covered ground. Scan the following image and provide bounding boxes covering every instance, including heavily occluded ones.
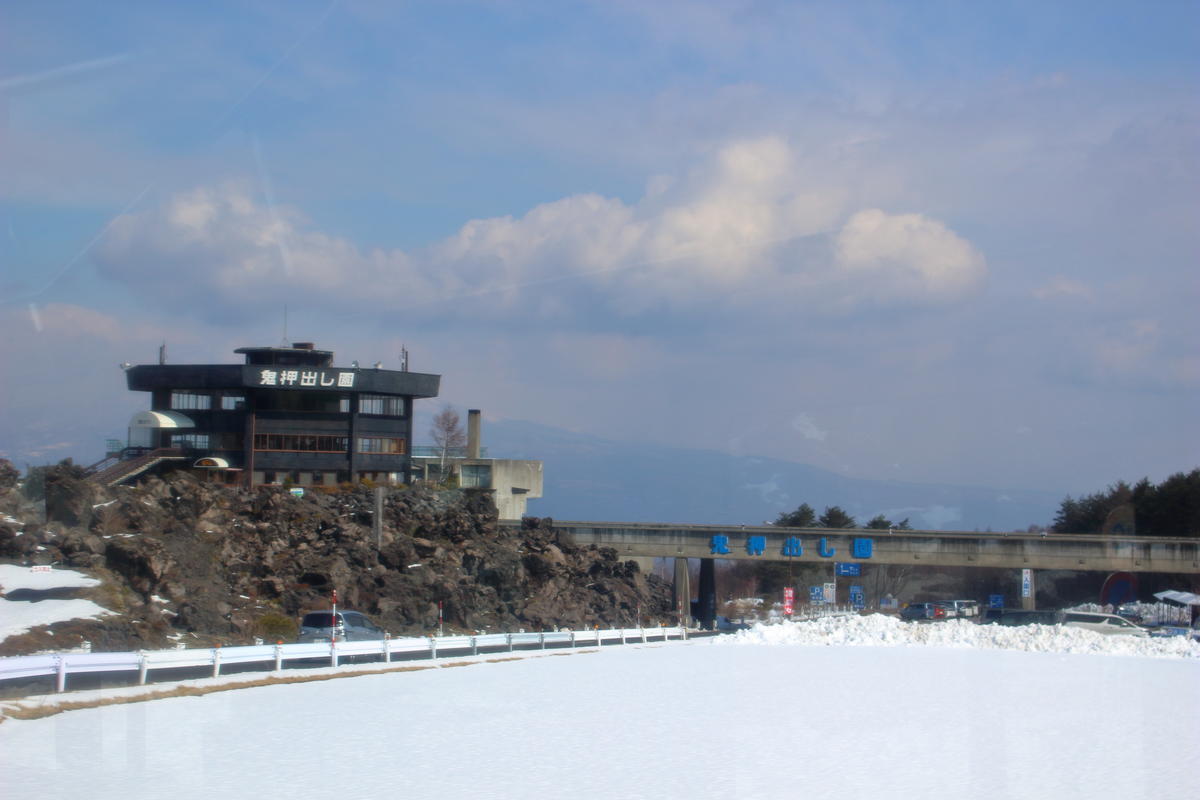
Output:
[2,615,1197,800]
[0,564,110,642]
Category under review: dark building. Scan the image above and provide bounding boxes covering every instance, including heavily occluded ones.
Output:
[112,343,440,487]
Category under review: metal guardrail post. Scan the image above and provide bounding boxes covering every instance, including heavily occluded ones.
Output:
[55,655,66,693]
[383,633,391,664]
[641,627,647,643]
[430,636,438,659]
[539,632,545,650]
[507,633,514,652]
[570,630,576,648]
[330,642,339,668]
[620,628,626,645]
[212,646,222,678]
[471,636,478,656]
[138,652,149,685]
[274,643,284,672]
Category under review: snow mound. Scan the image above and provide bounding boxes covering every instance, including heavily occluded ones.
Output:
[0,564,101,592]
[708,613,1200,659]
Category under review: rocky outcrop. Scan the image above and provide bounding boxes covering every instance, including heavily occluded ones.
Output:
[0,461,674,655]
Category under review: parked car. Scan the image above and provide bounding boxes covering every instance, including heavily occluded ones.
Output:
[993,609,1058,626]
[1060,611,1148,637]
[900,602,950,621]
[715,616,751,632]
[298,610,387,643]
[944,599,980,618]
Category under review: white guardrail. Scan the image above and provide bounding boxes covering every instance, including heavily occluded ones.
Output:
[0,626,687,694]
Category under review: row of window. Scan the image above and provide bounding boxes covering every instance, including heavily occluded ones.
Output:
[254,434,349,452]
[254,470,405,487]
[357,437,406,454]
[252,433,406,454]
[170,391,405,416]
[172,433,209,449]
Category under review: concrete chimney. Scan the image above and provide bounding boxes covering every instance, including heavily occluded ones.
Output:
[467,409,482,458]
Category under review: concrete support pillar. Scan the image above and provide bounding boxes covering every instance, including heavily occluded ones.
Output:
[697,558,717,630]
[1021,568,1036,610]
[673,558,691,627]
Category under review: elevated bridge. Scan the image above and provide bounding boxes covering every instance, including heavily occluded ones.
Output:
[512,521,1200,627]
[542,521,1200,574]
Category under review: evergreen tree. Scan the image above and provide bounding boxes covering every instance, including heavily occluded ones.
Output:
[818,505,856,528]
[773,503,817,527]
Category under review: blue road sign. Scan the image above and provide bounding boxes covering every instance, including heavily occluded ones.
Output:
[849,586,865,609]
[989,594,1005,609]
[835,562,862,577]
[809,586,824,604]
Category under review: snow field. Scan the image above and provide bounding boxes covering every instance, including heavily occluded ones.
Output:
[2,624,1198,800]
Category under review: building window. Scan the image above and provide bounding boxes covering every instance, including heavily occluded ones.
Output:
[253,434,348,452]
[461,464,492,488]
[255,391,344,413]
[359,394,406,416]
[171,392,211,410]
[357,437,406,454]
[172,433,210,449]
[220,393,245,410]
[339,396,350,413]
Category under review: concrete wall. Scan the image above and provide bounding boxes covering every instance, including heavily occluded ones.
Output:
[475,459,543,520]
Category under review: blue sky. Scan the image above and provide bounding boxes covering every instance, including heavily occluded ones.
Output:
[1,0,1197,496]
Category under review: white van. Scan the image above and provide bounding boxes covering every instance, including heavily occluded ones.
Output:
[1060,611,1148,637]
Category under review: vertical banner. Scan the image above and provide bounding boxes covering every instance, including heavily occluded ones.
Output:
[1021,569,1032,598]
[783,587,794,616]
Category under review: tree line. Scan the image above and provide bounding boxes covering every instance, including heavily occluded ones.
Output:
[1051,469,1200,537]
[772,502,911,531]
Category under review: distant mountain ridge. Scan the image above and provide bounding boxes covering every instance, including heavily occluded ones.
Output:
[472,418,1062,532]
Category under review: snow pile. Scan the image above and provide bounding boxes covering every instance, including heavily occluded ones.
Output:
[0,564,111,641]
[710,613,1200,658]
[0,564,100,592]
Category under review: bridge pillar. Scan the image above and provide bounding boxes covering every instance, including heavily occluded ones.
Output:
[1021,569,1037,610]
[673,558,692,627]
[697,558,717,630]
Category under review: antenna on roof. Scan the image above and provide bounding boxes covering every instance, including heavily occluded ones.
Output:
[158,341,167,365]
[280,304,289,347]
[400,345,409,372]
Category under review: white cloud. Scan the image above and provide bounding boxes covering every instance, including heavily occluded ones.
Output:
[92,138,986,320]
[834,209,987,304]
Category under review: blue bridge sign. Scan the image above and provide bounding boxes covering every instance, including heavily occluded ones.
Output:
[835,562,862,577]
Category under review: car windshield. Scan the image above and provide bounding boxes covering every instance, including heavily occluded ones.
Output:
[301,613,341,628]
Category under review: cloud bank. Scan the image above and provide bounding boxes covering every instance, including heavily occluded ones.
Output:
[93,138,987,321]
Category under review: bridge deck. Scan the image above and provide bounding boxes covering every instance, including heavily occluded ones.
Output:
[511,521,1200,573]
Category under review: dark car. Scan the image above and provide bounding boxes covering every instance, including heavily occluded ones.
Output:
[715,616,751,632]
[298,610,387,643]
[994,609,1058,627]
[900,602,950,621]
